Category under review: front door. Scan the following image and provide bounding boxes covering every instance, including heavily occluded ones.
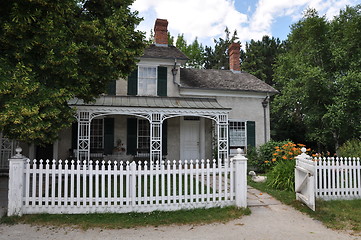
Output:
[181,117,200,160]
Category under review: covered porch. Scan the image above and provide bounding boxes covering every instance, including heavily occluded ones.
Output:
[69,96,230,162]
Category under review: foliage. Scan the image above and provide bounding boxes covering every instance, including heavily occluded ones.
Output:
[271,142,304,163]
[175,34,205,68]
[272,5,361,151]
[245,145,259,170]
[338,139,361,157]
[240,35,285,86]
[0,0,146,144]
[267,142,306,191]
[255,140,289,172]
[204,27,240,70]
[267,159,295,191]
[1,206,250,230]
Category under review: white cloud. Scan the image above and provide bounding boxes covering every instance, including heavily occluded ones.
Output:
[132,0,248,45]
[132,0,359,46]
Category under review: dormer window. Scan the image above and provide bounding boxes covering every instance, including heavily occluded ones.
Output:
[128,66,167,97]
[138,66,157,96]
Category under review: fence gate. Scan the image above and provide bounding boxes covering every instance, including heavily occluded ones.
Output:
[295,149,316,211]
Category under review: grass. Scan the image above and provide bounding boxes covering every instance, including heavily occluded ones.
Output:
[248,177,361,235]
[0,206,250,230]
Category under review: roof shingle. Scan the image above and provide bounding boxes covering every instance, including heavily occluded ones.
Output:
[142,44,189,60]
[180,68,278,94]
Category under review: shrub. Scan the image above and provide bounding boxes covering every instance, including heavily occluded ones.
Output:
[267,142,309,191]
[267,159,295,191]
[338,139,361,157]
[246,145,259,170]
[257,140,289,172]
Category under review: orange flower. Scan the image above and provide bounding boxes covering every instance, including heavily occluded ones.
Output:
[288,152,293,155]
[298,143,306,147]
[273,153,278,156]
[264,160,270,163]
[282,156,287,160]
[306,148,311,152]
[272,158,276,162]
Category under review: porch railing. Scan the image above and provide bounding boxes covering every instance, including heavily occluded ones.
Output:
[8,148,247,216]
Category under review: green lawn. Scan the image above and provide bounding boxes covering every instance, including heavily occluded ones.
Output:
[248,177,361,234]
[0,206,250,230]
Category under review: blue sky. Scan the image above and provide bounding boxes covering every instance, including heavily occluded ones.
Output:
[132,0,360,47]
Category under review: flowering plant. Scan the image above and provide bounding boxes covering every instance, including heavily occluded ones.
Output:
[269,142,308,164]
[266,142,310,191]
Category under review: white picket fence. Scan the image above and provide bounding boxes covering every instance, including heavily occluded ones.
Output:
[315,157,361,200]
[296,150,361,201]
[8,148,247,216]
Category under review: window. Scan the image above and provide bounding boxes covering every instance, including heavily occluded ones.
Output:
[229,121,246,149]
[90,119,104,150]
[127,66,167,96]
[138,66,157,96]
[137,119,150,150]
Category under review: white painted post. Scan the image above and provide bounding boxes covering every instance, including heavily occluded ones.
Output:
[8,147,27,216]
[233,148,247,208]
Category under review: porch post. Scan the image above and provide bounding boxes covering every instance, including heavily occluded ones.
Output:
[77,111,91,161]
[150,113,162,162]
[217,114,229,160]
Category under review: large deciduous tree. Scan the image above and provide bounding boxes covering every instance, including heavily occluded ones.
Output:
[272,6,361,151]
[0,0,146,144]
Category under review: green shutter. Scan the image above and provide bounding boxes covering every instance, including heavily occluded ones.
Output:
[71,122,78,150]
[104,118,114,155]
[247,121,256,147]
[157,66,167,96]
[106,80,116,95]
[162,120,168,155]
[127,69,138,95]
[127,118,137,155]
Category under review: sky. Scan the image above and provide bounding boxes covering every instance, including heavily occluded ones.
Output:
[131,0,360,47]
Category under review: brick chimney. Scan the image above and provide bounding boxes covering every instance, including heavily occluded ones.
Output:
[154,18,168,46]
[228,42,241,72]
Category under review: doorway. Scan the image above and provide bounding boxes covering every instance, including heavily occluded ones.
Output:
[180,117,200,160]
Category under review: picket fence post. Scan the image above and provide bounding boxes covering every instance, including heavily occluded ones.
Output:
[8,147,27,216]
[233,148,247,208]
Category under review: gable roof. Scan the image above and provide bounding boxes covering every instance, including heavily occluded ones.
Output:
[142,44,189,60]
[180,68,278,94]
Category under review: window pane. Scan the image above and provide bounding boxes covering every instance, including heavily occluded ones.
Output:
[229,121,246,147]
[138,66,157,96]
[138,119,150,150]
[90,119,103,150]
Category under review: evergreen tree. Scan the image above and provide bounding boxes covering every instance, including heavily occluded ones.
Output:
[241,36,285,86]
